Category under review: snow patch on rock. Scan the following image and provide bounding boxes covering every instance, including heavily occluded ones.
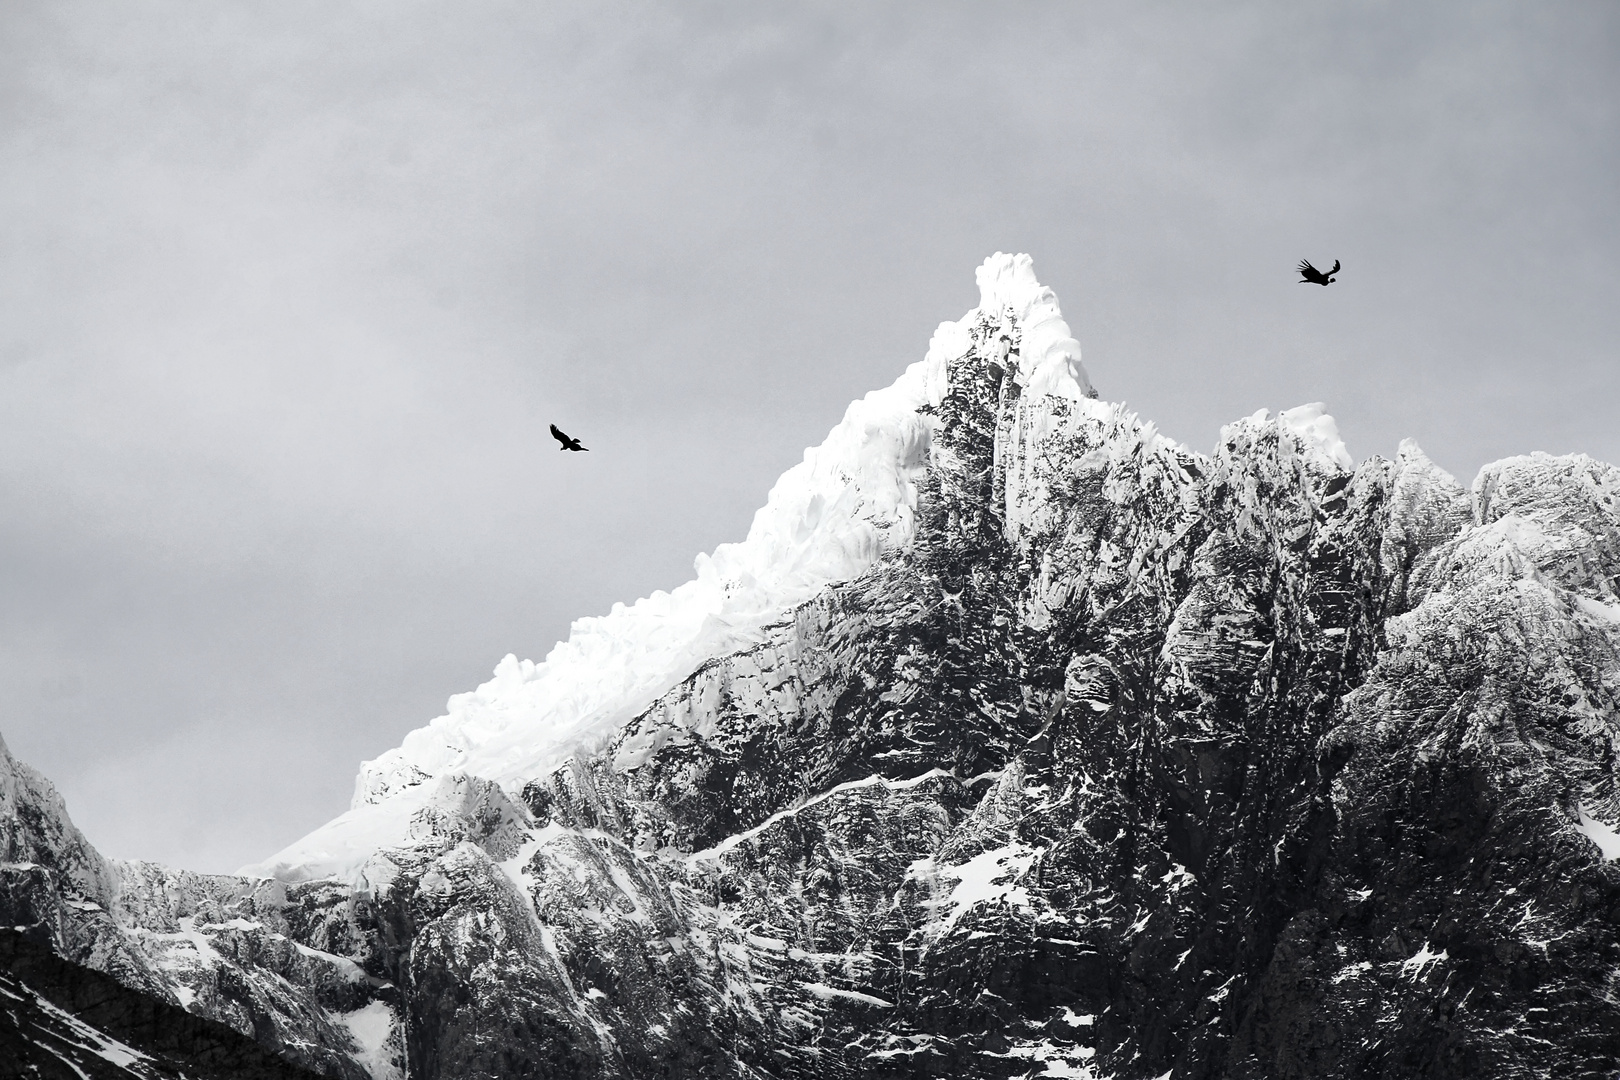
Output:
[910,841,1038,938]
[1576,596,1620,625]
[340,1000,402,1080]
[799,981,893,1008]
[1577,805,1620,860]
[242,782,436,883]
[0,973,154,1072]
[689,770,951,863]
[1399,942,1449,980]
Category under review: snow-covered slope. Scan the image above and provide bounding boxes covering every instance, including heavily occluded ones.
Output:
[244,252,1094,884]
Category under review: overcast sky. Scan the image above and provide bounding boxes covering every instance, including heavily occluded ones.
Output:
[2,2,1616,873]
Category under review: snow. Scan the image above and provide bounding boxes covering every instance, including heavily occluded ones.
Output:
[1160,863,1196,892]
[347,326,941,804]
[1576,596,1620,625]
[340,1000,400,1080]
[799,981,893,1007]
[339,367,937,807]
[1576,805,1620,860]
[292,940,374,983]
[240,781,436,882]
[1333,960,1372,984]
[989,1039,1101,1078]
[1265,403,1355,471]
[911,841,1038,936]
[1394,437,1463,504]
[1400,942,1449,979]
[863,1033,944,1061]
[170,917,223,965]
[247,254,1093,884]
[746,934,788,952]
[973,251,1094,400]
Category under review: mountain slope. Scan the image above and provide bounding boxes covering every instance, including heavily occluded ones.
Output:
[0,928,323,1079]
[3,252,1618,1078]
[0,733,392,1077]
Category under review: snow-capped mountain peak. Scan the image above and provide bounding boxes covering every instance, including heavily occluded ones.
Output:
[244,252,1095,883]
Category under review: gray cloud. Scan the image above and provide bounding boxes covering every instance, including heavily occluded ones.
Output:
[2,1,1616,871]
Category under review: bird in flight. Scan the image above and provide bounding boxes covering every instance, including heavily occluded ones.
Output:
[549,423,589,452]
[1298,258,1341,286]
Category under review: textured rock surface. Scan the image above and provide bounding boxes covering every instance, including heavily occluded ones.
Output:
[0,928,323,1079]
[0,735,387,1077]
[3,254,1619,1078]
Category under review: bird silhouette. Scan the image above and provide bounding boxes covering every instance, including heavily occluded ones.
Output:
[1298,259,1341,285]
[549,423,588,452]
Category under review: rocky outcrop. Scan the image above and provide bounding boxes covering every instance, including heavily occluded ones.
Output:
[0,928,325,1079]
[0,736,389,1078]
[3,254,1618,1077]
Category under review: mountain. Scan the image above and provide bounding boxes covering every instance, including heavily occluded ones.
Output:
[3,252,1619,1078]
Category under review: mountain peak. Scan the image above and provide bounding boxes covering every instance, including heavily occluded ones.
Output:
[971,251,1095,400]
[248,253,1092,882]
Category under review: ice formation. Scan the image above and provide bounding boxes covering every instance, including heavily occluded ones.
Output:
[1237,404,1355,473]
[1276,403,1355,471]
[244,253,1094,882]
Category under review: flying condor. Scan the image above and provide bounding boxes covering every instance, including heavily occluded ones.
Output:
[549,424,588,452]
[1298,258,1341,285]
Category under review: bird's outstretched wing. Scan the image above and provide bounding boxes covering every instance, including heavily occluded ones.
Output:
[549,422,589,451]
[1329,259,1341,275]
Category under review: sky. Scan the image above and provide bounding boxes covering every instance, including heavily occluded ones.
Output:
[1,2,1616,873]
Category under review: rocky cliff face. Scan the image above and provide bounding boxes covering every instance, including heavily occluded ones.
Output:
[0,737,390,1078]
[0,928,325,1079]
[3,254,1618,1078]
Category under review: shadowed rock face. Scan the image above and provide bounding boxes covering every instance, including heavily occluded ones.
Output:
[0,929,324,1079]
[4,284,1620,1079]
